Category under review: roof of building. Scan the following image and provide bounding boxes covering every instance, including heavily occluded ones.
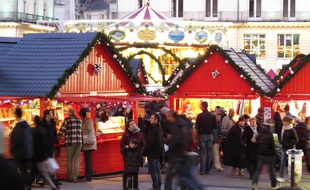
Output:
[84,0,109,12]
[166,45,276,97]
[0,37,21,58]
[0,33,98,97]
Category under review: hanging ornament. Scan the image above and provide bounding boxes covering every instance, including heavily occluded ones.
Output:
[290,71,294,74]
[56,92,61,97]
[211,70,220,79]
[204,60,208,63]
[225,60,228,64]
[250,87,254,91]
[135,84,140,88]
[277,88,280,92]
[113,54,117,59]
[93,63,102,75]
[176,85,180,88]
[84,58,89,62]
[75,70,79,75]
[119,60,122,64]
[280,76,283,79]
[210,52,213,54]
[240,74,244,78]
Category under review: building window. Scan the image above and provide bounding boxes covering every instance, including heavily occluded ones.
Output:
[138,0,143,8]
[249,0,261,18]
[55,0,65,5]
[172,0,183,18]
[244,34,266,58]
[283,0,295,17]
[277,34,299,58]
[87,14,91,20]
[205,0,218,17]
[100,14,104,20]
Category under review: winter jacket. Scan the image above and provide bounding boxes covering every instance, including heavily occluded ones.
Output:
[280,124,298,150]
[120,127,145,152]
[10,120,33,159]
[40,118,57,157]
[195,110,217,135]
[33,125,49,162]
[81,117,97,151]
[295,122,309,150]
[166,119,189,159]
[143,123,163,158]
[121,147,143,173]
[256,127,276,157]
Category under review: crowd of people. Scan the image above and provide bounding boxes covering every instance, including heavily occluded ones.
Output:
[0,107,97,190]
[2,101,310,190]
[119,101,310,190]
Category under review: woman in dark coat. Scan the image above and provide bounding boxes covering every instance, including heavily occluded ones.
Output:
[224,117,247,176]
[273,111,282,141]
[244,117,258,179]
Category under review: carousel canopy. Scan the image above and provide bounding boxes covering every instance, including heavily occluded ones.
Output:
[110,5,175,27]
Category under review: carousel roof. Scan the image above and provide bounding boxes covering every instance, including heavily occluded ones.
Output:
[111,5,175,27]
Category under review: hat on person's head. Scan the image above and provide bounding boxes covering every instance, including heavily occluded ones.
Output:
[160,107,170,114]
[258,107,264,114]
[218,108,226,115]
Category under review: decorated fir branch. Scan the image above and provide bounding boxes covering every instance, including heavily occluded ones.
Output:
[45,32,147,99]
[165,45,275,97]
[272,53,310,97]
[117,43,186,70]
[127,50,166,85]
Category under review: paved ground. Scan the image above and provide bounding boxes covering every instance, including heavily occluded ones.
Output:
[31,164,310,190]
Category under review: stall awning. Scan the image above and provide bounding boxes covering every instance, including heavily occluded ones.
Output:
[55,95,163,103]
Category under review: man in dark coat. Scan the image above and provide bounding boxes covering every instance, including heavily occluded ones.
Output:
[143,113,164,190]
[10,107,33,190]
[252,123,278,190]
[195,101,217,175]
[41,110,57,158]
[244,117,258,179]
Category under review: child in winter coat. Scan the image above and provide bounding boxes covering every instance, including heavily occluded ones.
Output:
[121,139,143,190]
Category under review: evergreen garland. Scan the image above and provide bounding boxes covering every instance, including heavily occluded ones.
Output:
[272,53,310,97]
[127,50,166,85]
[45,32,146,99]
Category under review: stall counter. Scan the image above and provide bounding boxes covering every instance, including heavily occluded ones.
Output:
[55,133,124,179]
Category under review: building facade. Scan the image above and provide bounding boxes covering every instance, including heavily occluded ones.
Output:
[0,0,58,36]
[115,0,310,72]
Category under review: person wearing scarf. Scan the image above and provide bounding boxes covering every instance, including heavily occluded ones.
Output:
[277,116,298,182]
[120,120,145,190]
[244,117,258,179]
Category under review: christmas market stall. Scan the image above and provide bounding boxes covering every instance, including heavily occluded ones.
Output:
[165,45,276,122]
[271,54,310,121]
[0,32,152,178]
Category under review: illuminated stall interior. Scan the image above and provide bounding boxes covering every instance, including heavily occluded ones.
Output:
[272,54,310,122]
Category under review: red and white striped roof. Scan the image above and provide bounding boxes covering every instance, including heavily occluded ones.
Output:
[113,5,175,27]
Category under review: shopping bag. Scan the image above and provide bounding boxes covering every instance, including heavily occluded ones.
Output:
[42,158,60,174]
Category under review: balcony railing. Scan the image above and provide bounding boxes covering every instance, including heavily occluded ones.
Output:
[0,12,57,24]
